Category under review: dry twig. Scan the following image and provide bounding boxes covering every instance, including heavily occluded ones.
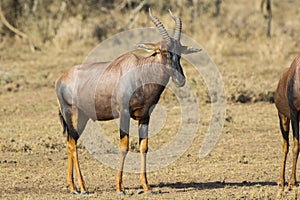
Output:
[0,2,40,52]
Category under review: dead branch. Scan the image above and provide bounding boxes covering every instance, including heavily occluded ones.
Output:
[115,0,128,11]
[213,0,222,17]
[0,2,40,52]
[119,0,147,31]
[261,0,272,37]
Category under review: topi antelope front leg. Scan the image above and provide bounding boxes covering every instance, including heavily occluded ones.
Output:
[116,109,130,195]
[138,118,151,193]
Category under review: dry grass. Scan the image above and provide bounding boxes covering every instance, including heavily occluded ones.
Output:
[1,0,300,199]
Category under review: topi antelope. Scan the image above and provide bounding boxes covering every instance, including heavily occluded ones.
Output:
[55,8,201,195]
[275,54,300,189]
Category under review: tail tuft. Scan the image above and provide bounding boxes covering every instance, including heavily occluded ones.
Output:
[58,110,67,136]
[58,108,79,141]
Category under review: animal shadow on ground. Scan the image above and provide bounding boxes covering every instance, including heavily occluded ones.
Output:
[153,181,277,192]
[81,181,281,196]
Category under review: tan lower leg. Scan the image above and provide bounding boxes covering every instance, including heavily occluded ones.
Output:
[278,139,288,187]
[73,150,86,193]
[116,168,124,192]
[139,138,150,192]
[289,138,299,188]
[116,134,129,193]
[67,138,77,193]
[67,138,86,193]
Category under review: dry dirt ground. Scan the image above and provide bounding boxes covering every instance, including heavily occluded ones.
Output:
[0,89,296,200]
[0,92,286,200]
[0,43,299,200]
[1,1,300,199]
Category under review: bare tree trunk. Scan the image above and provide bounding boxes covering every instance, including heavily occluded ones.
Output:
[261,0,272,37]
[213,0,222,17]
[189,0,199,23]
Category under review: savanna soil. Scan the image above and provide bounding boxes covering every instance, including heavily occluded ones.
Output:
[0,86,295,199]
[1,0,300,199]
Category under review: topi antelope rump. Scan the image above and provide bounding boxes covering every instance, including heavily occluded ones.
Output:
[55,9,201,195]
[275,54,300,189]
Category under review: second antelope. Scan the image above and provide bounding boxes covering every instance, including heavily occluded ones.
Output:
[55,9,201,195]
[275,54,300,189]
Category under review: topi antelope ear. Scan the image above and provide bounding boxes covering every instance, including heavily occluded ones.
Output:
[137,43,160,53]
[181,45,202,54]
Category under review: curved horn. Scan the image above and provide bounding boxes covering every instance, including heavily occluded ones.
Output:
[149,8,170,41]
[168,9,182,40]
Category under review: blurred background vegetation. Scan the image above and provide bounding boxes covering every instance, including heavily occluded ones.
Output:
[0,0,228,46]
[0,0,282,47]
[0,0,300,103]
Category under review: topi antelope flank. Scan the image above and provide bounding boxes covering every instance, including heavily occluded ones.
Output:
[55,8,201,195]
[275,54,300,190]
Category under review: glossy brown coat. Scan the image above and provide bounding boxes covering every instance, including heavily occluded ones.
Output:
[275,54,300,189]
[55,9,200,195]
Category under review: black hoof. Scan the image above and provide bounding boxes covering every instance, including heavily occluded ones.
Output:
[81,191,88,195]
[72,190,79,195]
